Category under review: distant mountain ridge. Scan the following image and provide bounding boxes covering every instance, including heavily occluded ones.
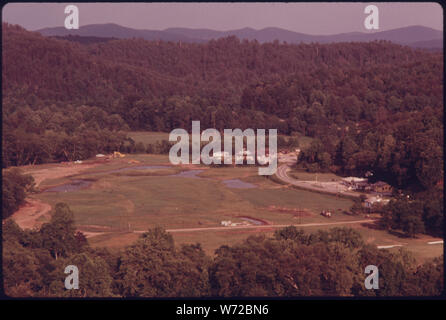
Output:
[38,23,206,43]
[37,23,442,48]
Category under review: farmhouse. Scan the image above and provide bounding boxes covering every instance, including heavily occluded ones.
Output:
[341,177,392,195]
[371,181,392,194]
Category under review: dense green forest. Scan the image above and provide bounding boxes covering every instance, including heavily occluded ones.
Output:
[3,203,443,297]
[3,23,443,193]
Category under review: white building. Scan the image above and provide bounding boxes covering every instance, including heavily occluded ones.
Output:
[364,196,390,208]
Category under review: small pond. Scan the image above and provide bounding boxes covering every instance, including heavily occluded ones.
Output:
[44,180,92,193]
[169,170,204,179]
[42,168,259,193]
[222,179,257,189]
[239,216,265,225]
[108,165,171,173]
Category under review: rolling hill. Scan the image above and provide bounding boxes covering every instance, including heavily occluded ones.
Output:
[37,24,442,49]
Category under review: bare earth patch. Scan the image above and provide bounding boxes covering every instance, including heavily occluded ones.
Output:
[10,160,103,230]
[25,161,101,188]
[10,198,52,230]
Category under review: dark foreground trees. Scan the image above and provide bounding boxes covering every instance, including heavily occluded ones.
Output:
[115,227,211,297]
[380,189,443,238]
[2,168,35,219]
[3,211,443,297]
[209,235,361,296]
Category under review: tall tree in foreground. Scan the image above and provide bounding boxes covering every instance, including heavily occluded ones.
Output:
[115,227,211,297]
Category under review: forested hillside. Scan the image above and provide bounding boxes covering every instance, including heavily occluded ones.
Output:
[2,23,443,191]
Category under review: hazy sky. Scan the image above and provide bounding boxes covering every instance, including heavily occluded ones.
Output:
[2,2,443,34]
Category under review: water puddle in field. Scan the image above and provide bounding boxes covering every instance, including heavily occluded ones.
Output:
[222,179,257,189]
[43,167,258,193]
[108,165,171,173]
[239,216,266,225]
[44,180,92,193]
[169,170,204,179]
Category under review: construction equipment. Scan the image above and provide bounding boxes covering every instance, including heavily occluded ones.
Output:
[113,151,125,158]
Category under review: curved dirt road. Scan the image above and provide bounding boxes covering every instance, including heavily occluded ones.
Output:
[275,164,360,198]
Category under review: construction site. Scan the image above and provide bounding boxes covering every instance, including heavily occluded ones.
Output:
[8,151,443,260]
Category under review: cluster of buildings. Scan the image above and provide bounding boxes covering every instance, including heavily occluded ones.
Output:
[277,149,300,165]
[340,177,393,196]
[340,176,393,209]
[211,149,276,163]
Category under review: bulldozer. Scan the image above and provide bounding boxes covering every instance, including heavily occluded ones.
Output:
[113,151,125,158]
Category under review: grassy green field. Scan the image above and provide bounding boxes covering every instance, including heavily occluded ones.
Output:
[24,152,442,262]
[36,158,355,231]
[288,169,343,182]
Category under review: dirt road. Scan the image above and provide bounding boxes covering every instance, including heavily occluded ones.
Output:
[132,219,376,234]
[26,162,100,188]
[275,164,360,198]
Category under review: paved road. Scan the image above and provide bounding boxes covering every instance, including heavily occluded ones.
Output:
[275,164,361,198]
